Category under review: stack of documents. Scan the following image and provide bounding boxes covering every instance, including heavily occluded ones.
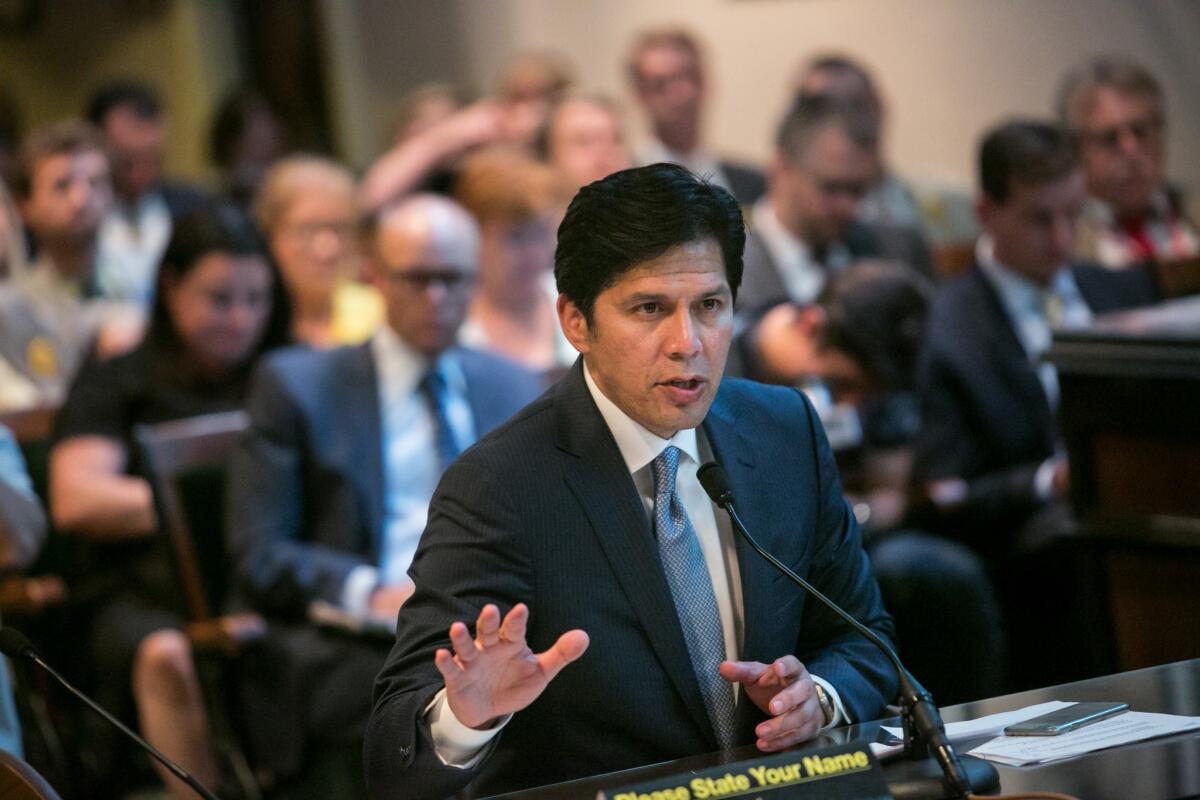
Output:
[966,708,1200,766]
[872,701,1200,766]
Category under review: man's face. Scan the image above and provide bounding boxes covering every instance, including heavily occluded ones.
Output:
[102,104,166,201]
[20,149,112,245]
[371,211,477,358]
[1077,87,1164,218]
[549,100,631,192]
[634,44,704,138]
[774,123,874,246]
[978,171,1086,286]
[559,238,732,439]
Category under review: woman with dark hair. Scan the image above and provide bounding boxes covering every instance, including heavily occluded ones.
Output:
[48,202,290,798]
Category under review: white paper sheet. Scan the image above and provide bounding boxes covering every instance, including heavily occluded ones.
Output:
[871,701,1075,760]
[967,711,1200,766]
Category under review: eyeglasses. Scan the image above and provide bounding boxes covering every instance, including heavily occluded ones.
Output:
[281,220,357,245]
[1080,116,1163,152]
[384,268,475,292]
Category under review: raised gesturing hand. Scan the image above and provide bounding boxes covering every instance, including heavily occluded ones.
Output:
[435,603,589,730]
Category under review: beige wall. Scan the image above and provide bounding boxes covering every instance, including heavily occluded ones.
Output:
[333,0,1200,194]
[0,0,242,182]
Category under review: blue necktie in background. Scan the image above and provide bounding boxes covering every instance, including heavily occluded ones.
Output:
[419,366,461,472]
[652,445,737,748]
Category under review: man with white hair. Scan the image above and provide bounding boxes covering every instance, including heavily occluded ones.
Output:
[226,194,541,784]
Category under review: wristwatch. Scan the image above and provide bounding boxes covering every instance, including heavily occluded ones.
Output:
[813,682,835,727]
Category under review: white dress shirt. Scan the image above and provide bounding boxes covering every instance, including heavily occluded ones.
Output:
[341,327,476,615]
[638,140,734,197]
[751,198,851,305]
[425,363,847,768]
[96,191,172,306]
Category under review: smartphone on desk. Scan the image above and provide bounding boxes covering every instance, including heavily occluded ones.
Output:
[1003,702,1130,736]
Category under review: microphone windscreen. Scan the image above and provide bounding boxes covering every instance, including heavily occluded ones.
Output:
[697,462,734,504]
[0,628,33,658]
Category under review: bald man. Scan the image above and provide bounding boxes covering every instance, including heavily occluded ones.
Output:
[226,195,541,783]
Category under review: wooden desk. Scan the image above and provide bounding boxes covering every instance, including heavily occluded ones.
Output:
[486,660,1200,800]
[1048,296,1200,671]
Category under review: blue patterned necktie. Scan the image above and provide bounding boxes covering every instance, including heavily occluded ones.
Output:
[419,365,461,472]
[652,445,737,748]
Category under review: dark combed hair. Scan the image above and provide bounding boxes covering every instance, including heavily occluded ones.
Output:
[978,119,1078,204]
[776,94,879,160]
[148,202,292,360]
[554,163,745,321]
[817,260,931,392]
[85,79,162,126]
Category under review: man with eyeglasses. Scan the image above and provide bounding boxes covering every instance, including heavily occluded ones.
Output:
[1057,55,1199,269]
[733,95,928,379]
[225,194,541,786]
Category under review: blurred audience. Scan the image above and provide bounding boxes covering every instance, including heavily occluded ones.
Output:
[209,87,287,211]
[255,155,383,347]
[389,83,462,146]
[0,120,138,411]
[454,146,572,373]
[0,86,20,195]
[537,93,632,194]
[225,195,540,785]
[627,27,765,205]
[1057,56,1199,269]
[915,119,1157,555]
[87,80,209,305]
[48,203,290,798]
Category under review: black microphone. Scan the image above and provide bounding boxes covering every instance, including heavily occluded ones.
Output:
[696,463,975,799]
[0,627,221,800]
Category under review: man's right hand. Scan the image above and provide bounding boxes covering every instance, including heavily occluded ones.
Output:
[435,603,589,730]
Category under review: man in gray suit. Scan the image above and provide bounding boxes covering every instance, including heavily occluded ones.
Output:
[733,96,931,379]
[226,194,541,782]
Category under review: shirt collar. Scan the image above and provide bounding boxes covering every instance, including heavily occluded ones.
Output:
[371,325,466,399]
[582,361,701,475]
[751,197,814,270]
[976,234,1079,304]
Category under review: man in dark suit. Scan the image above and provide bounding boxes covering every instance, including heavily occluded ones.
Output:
[226,194,541,781]
[627,28,766,206]
[915,120,1158,555]
[364,164,896,798]
[86,80,210,305]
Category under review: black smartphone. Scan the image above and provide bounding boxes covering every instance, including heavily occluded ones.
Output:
[1003,702,1130,736]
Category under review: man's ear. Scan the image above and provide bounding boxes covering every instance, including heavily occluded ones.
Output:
[556,294,590,355]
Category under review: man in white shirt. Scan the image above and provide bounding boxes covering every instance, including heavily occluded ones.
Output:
[226,195,540,783]
[87,80,208,306]
[627,28,765,206]
[365,163,896,798]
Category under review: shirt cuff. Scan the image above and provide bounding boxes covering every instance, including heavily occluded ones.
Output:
[811,674,849,729]
[425,687,511,768]
[1034,457,1060,502]
[341,565,380,618]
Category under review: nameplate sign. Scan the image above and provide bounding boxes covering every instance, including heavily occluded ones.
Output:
[597,742,890,800]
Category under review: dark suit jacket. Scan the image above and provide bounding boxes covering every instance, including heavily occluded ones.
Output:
[913,262,1158,550]
[226,342,542,619]
[159,181,211,221]
[364,361,896,799]
[720,159,767,206]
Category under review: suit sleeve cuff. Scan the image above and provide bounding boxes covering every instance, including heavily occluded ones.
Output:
[341,565,380,617]
[812,674,849,729]
[425,687,510,768]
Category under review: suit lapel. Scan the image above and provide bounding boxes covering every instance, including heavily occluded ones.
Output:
[555,362,716,746]
[971,267,1056,449]
[341,344,386,556]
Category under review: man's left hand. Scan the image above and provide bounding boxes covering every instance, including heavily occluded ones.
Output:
[719,656,824,752]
